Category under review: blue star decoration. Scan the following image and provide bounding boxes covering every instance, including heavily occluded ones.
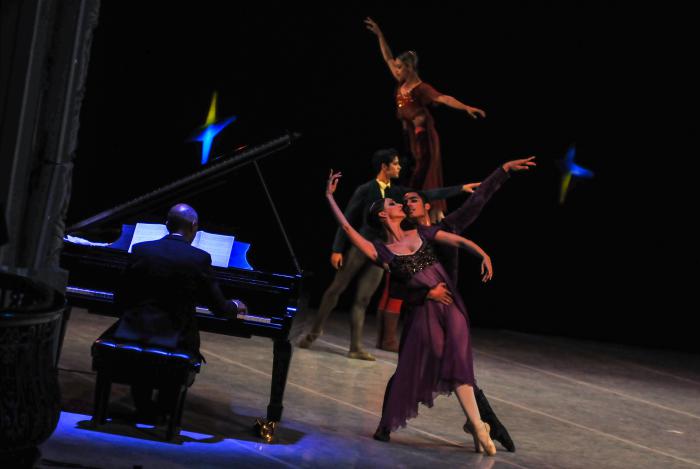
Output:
[189,91,237,165]
[557,144,594,205]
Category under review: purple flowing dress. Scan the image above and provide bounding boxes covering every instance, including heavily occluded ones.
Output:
[375,225,476,431]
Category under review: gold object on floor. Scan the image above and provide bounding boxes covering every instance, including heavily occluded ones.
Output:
[254,418,277,443]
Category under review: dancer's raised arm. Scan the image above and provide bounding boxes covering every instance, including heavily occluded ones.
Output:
[365,17,401,81]
[433,230,493,282]
[325,171,379,263]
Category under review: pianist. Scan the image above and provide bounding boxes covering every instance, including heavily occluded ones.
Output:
[108,203,246,417]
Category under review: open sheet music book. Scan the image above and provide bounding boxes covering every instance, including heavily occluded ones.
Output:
[128,223,235,268]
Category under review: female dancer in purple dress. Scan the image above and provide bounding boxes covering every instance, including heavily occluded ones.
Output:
[324,170,497,456]
[365,17,486,220]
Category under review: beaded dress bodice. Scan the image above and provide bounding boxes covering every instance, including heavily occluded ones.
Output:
[388,240,440,283]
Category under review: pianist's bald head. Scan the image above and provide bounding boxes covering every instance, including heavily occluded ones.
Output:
[166,203,199,242]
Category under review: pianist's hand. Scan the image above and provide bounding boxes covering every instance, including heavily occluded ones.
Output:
[231,299,248,315]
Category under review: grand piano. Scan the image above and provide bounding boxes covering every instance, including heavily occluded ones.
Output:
[60,133,303,441]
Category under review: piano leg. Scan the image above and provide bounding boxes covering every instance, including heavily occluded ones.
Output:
[166,385,188,441]
[92,372,111,425]
[258,338,292,442]
[268,338,292,420]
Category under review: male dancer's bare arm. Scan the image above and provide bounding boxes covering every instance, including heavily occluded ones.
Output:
[417,183,481,208]
[422,184,467,201]
[391,281,454,306]
[326,171,379,263]
[364,17,400,81]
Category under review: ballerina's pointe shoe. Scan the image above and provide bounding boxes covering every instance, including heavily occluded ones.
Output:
[466,420,497,456]
[475,421,497,456]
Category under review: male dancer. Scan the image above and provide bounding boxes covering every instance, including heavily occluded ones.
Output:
[298,148,479,360]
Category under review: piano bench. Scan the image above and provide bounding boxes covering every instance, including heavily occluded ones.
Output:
[90,337,202,441]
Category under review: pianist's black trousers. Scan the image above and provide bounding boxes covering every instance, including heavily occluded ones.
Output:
[310,246,384,351]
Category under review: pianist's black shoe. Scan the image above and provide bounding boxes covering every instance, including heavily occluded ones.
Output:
[470,388,515,452]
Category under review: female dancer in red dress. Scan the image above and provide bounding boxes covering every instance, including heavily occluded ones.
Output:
[365,17,486,220]
[325,170,498,456]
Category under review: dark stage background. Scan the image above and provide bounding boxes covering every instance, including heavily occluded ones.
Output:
[67,3,695,351]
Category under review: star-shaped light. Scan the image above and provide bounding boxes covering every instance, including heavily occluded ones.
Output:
[189,92,237,165]
[557,144,594,205]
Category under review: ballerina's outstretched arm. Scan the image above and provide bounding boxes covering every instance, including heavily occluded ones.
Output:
[433,230,493,282]
[325,170,379,263]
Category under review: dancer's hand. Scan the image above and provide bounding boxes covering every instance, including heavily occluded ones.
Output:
[466,106,486,119]
[503,156,536,172]
[462,182,481,193]
[427,282,453,305]
[326,169,342,196]
[330,252,343,270]
[481,255,493,282]
[364,17,382,36]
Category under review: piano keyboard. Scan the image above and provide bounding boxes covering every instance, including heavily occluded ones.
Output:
[66,286,273,325]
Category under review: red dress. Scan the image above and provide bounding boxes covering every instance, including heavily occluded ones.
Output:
[396,82,446,213]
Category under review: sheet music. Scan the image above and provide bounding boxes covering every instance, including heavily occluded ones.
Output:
[127,223,234,267]
[192,231,235,267]
[128,223,169,252]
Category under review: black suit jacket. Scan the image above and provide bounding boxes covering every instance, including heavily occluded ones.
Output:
[331,180,464,253]
[113,234,237,354]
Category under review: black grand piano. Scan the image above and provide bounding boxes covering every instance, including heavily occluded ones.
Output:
[60,133,303,440]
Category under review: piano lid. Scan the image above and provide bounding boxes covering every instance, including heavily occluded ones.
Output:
[67,132,299,234]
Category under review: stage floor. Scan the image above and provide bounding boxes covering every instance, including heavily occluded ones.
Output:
[41,308,700,468]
